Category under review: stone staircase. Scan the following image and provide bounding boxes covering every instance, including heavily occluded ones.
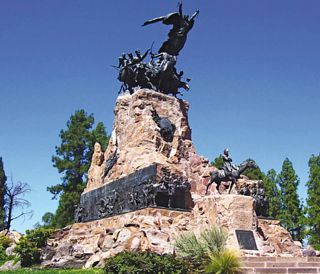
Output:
[240,256,320,273]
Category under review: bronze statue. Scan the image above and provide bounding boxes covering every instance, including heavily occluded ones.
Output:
[142,2,199,56]
[205,150,258,195]
[221,148,239,177]
[115,2,198,97]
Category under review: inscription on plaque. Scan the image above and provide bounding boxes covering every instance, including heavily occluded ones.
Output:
[235,230,258,250]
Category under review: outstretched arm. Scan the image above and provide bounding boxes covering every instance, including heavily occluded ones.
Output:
[142,16,165,26]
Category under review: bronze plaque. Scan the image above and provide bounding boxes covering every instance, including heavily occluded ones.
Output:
[235,230,258,250]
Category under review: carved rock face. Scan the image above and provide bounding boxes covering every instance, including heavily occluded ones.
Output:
[84,89,213,194]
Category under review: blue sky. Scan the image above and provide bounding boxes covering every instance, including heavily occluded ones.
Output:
[0,0,319,232]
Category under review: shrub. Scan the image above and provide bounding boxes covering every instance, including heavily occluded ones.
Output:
[104,251,190,274]
[0,234,15,266]
[14,227,53,267]
[205,249,241,274]
[14,237,40,267]
[24,227,54,248]
[0,235,12,249]
[200,226,228,256]
[174,226,241,274]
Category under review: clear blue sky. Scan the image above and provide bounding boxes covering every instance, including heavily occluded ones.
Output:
[0,1,319,232]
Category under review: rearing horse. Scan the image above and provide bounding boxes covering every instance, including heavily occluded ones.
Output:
[205,160,258,195]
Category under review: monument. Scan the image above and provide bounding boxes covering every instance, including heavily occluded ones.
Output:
[41,3,303,269]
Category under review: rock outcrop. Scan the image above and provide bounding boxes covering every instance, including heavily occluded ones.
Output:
[85,89,214,195]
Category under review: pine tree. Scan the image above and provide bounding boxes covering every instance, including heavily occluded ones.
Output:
[211,155,224,169]
[306,154,320,249]
[278,158,305,242]
[0,157,7,230]
[242,159,264,180]
[263,169,281,218]
[48,109,109,228]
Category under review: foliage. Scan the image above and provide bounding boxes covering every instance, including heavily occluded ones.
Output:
[199,226,228,256]
[0,235,12,250]
[242,159,264,180]
[25,227,54,248]
[211,155,224,169]
[175,226,240,273]
[41,212,54,227]
[104,251,190,274]
[48,109,109,228]
[205,249,241,274]
[263,169,281,218]
[174,231,205,264]
[14,227,53,267]
[14,237,40,267]
[0,235,15,266]
[0,157,7,231]
[278,158,305,242]
[306,154,320,249]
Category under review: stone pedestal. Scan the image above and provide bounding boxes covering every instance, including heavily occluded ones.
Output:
[41,89,302,269]
[42,195,301,269]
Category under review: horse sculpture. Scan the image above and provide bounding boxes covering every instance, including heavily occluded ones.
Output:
[205,160,258,195]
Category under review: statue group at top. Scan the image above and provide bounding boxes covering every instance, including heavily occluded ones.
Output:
[117,2,199,97]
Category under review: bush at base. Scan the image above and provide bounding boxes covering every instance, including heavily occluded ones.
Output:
[14,227,53,267]
[104,251,191,274]
[0,235,15,266]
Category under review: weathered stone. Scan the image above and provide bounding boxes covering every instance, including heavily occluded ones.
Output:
[0,230,22,243]
[0,260,21,271]
[258,218,302,256]
[84,89,212,195]
[41,246,56,261]
[85,254,101,269]
[5,245,16,256]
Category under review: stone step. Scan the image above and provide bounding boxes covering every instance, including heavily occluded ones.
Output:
[243,262,320,268]
[240,257,320,274]
[239,267,319,273]
[243,256,320,263]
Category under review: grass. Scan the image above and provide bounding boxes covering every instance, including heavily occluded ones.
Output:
[0,269,104,274]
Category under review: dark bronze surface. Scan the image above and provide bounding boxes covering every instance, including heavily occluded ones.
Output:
[235,229,258,250]
[75,164,193,222]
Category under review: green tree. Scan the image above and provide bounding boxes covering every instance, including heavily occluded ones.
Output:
[263,169,281,218]
[278,158,305,242]
[41,212,54,227]
[242,159,264,180]
[306,154,320,249]
[0,157,6,231]
[48,109,109,228]
[211,155,224,169]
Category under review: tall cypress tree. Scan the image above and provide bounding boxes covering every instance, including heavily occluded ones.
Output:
[263,169,281,219]
[0,157,7,230]
[48,109,109,228]
[278,158,305,242]
[306,154,320,249]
